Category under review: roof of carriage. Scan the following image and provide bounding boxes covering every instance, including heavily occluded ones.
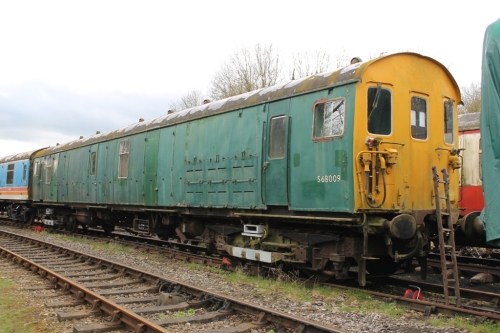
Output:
[31,52,459,158]
[458,112,480,131]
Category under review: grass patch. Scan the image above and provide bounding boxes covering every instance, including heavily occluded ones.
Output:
[425,316,500,333]
[0,279,50,333]
[174,308,196,318]
[155,308,196,320]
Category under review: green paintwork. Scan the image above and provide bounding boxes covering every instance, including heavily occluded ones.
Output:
[288,84,355,212]
[89,144,99,202]
[264,99,290,206]
[31,81,355,213]
[144,131,160,206]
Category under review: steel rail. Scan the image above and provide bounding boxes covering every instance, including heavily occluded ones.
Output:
[4,221,500,322]
[0,229,349,333]
[0,247,171,333]
[386,276,500,306]
[322,280,500,321]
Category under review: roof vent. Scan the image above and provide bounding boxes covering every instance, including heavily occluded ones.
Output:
[168,110,174,114]
[139,118,144,122]
[96,131,101,134]
[56,143,60,146]
[350,57,362,64]
[203,99,211,104]
[79,136,84,139]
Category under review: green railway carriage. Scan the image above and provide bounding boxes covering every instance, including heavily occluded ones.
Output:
[32,86,354,212]
[27,52,462,284]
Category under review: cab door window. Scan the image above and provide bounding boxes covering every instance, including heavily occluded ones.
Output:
[411,96,428,140]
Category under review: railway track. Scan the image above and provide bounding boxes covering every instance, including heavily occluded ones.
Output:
[0,229,348,333]
[3,219,500,326]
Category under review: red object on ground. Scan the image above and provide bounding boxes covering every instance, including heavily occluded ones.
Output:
[222,257,232,265]
[34,226,43,232]
[404,289,423,301]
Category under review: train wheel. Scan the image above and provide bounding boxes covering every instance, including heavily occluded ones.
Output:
[65,217,78,233]
[24,211,34,225]
[365,256,400,276]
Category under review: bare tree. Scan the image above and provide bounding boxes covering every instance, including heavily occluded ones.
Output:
[459,82,481,114]
[209,43,283,100]
[291,49,350,80]
[332,49,349,69]
[179,89,204,109]
[170,89,205,112]
[291,49,333,79]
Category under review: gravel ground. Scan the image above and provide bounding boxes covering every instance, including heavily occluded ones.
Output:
[0,225,475,333]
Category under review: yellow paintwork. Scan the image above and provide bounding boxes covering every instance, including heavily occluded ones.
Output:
[351,53,461,222]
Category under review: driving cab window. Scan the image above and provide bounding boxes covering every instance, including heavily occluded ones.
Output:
[367,86,392,135]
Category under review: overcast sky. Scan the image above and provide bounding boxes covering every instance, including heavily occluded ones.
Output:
[1,1,499,157]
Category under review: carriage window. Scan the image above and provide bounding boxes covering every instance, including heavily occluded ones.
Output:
[269,116,287,159]
[6,164,14,185]
[33,161,39,176]
[367,86,391,135]
[90,152,97,175]
[411,97,428,140]
[46,160,52,184]
[22,165,27,181]
[118,140,130,178]
[313,98,345,139]
[444,101,454,144]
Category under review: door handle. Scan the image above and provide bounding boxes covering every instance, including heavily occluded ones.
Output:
[262,162,269,174]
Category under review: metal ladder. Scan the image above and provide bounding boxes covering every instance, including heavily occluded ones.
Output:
[432,166,461,307]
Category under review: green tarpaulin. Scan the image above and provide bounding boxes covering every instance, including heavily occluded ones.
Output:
[481,18,500,246]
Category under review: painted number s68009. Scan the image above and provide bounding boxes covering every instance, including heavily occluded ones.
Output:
[317,175,341,183]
